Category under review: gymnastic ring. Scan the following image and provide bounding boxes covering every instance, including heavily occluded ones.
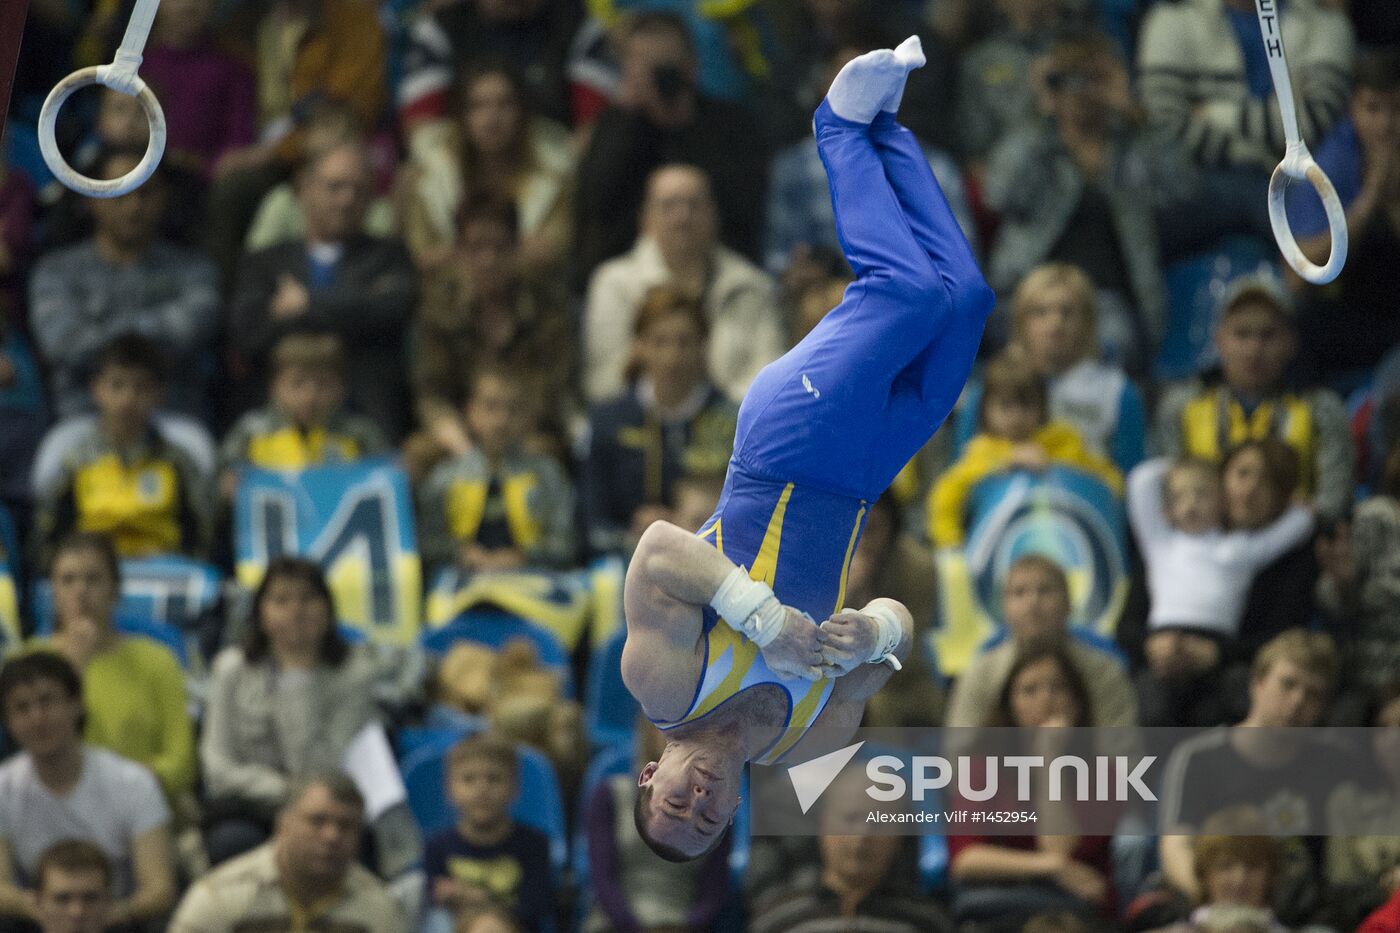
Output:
[1266,145,1348,286]
[38,66,167,198]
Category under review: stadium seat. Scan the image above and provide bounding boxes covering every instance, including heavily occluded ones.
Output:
[585,628,637,752]
[419,609,575,698]
[400,727,569,872]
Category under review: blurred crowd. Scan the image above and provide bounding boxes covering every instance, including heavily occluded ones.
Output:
[2,0,1400,931]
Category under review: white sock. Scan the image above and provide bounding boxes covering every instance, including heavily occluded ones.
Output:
[825,48,906,124]
[882,35,927,114]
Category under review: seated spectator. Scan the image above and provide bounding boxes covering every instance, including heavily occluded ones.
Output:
[947,643,1115,929]
[1128,452,1313,726]
[455,903,522,933]
[30,841,115,933]
[849,495,946,728]
[956,263,1147,474]
[1148,822,1330,933]
[946,554,1136,728]
[408,196,574,471]
[1157,631,1343,925]
[584,163,783,405]
[1154,275,1354,521]
[200,558,379,863]
[765,43,972,279]
[671,469,725,534]
[928,350,1122,548]
[582,720,731,933]
[1365,888,1400,933]
[397,0,581,132]
[219,331,386,496]
[397,62,574,278]
[32,335,211,563]
[417,366,575,574]
[583,286,737,557]
[1289,50,1400,390]
[0,652,176,928]
[572,12,768,287]
[140,0,257,178]
[228,139,418,440]
[28,149,219,421]
[985,32,1193,377]
[169,774,407,933]
[749,769,952,932]
[1137,0,1353,246]
[31,533,195,802]
[242,105,396,253]
[1317,438,1400,692]
[421,734,554,933]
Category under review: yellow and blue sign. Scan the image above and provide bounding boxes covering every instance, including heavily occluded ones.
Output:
[0,505,20,650]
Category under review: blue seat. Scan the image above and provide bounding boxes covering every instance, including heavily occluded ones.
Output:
[585,628,637,751]
[400,727,568,872]
[420,610,574,698]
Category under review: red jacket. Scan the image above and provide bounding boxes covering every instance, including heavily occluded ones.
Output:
[1362,889,1400,933]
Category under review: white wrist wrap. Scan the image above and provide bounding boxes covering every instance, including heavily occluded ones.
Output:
[862,603,904,671]
[710,566,783,648]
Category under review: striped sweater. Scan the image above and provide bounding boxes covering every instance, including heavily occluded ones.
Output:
[1137,0,1354,169]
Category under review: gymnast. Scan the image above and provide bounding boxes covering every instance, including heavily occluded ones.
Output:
[620,36,996,861]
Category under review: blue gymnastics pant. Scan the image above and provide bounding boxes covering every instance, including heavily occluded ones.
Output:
[731,101,995,503]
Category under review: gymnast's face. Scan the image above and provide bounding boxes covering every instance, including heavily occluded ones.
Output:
[637,743,742,857]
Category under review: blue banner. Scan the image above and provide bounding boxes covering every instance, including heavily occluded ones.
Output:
[234,459,422,645]
[934,466,1128,676]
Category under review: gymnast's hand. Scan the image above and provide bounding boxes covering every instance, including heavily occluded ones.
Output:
[816,609,881,678]
[761,607,828,681]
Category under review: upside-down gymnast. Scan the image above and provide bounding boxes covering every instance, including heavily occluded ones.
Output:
[620,36,996,861]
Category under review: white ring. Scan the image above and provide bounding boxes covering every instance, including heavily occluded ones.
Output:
[38,66,167,198]
[1266,149,1349,286]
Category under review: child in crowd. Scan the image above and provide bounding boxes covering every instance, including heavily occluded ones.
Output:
[219,330,387,496]
[32,335,210,562]
[417,365,574,573]
[1128,451,1314,725]
[423,734,554,933]
[955,263,1147,474]
[928,350,1122,548]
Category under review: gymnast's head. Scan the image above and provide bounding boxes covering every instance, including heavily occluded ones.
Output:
[634,733,742,862]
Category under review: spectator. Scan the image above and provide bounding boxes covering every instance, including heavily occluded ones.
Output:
[30,841,114,933]
[584,163,782,405]
[228,139,418,441]
[955,263,1147,474]
[32,335,211,563]
[928,351,1122,548]
[421,734,553,933]
[397,0,582,132]
[1289,50,1400,388]
[956,0,1071,169]
[1157,630,1342,923]
[1154,275,1354,521]
[200,559,389,863]
[749,769,952,932]
[30,533,195,803]
[671,469,724,534]
[28,149,220,421]
[1316,438,1400,691]
[946,554,1137,728]
[984,32,1193,377]
[0,652,176,928]
[582,720,731,933]
[408,196,574,471]
[140,0,257,178]
[456,903,522,933]
[946,643,1115,929]
[417,366,575,574]
[219,332,386,497]
[583,286,737,557]
[1128,452,1313,726]
[852,495,946,728]
[1137,0,1353,244]
[397,62,575,278]
[765,43,972,280]
[169,774,407,933]
[572,12,768,287]
[1364,888,1400,933]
